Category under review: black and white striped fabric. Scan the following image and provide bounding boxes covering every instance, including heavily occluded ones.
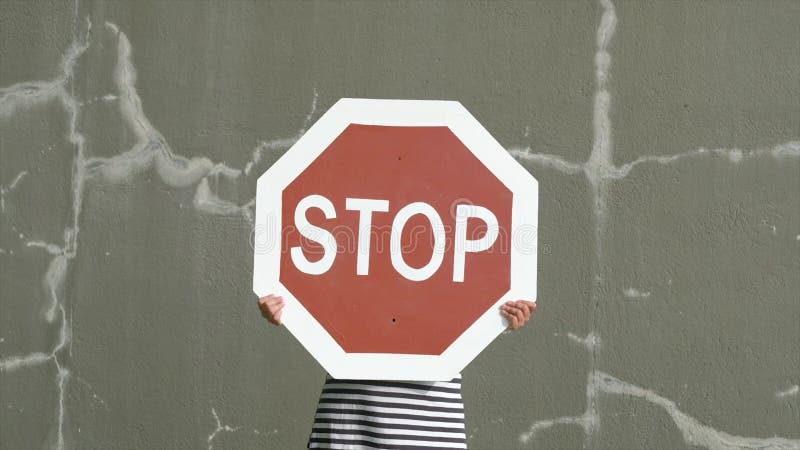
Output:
[307,375,467,449]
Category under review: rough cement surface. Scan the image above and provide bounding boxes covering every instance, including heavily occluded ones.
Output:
[1,1,798,449]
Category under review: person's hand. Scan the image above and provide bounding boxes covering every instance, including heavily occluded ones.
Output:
[501,300,537,330]
[257,294,284,326]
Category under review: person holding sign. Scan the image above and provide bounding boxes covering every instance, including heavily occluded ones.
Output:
[258,294,537,449]
[252,99,540,449]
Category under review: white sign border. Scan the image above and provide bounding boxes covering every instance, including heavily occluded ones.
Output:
[254,98,538,381]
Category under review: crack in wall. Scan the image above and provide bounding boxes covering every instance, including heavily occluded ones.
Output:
[206,407,277,449]
[0,4,91,447]
[515,1,799,448]
[0,8,315,448]
[0,171,27,213]
[25,240,65,256]
[511,141,800,179]
[622,287,651,299]
[0,351,50,372]
[207,407,241,450]
[0,0,797,448]
[521,334,800,450]
[85,22,316,220]
[775,385,799,399]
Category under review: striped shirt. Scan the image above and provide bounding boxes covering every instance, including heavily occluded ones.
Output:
[307,375,467,449]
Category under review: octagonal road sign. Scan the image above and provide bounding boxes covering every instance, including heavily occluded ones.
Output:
[253,98,538,381]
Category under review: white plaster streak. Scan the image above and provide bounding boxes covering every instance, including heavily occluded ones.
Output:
[583,2,616,445]
[85,22,316,219]
[243,88,317,176]
[85,22,218,189]
[0,12,95,450]
[610,141,800,180]
[520,369,599,443]
[8,170,28,189]
[511,142,800,179]
[26,240,65,255]
[299,87,319,134]
[0,302,70,450]
[566,332,601,352]
[193,178,240,216]
[207,408,241,450]
[0,14,87,443]
[520,415,591,441]
[527,5,618,448]
[0,171,27,213]
[522,368,800,449]
[78,93,117,106]
[242,197,257,224]
[0,352,51,372]
[526,331,800,447]
[1,20,312,448]
[596,372,800,450]
[46,14,90,443]
[775,385,799,399]
[243,137,299,176]
[623,287,651,299]
[0,81,64,118]
[585,0,616,240]
[74,375,111,410]
[54,362,70,450]
[506,148,583,174]
[193,165,244,216]
[518,4,798,446]
[42,255,69,323]
[522,332,602,443]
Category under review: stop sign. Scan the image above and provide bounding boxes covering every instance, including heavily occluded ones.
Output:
[254,99,538,380]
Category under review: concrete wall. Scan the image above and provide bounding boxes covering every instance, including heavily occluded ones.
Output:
[1,1,798,449]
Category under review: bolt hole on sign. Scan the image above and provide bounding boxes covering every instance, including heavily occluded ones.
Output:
[253,99,538,380]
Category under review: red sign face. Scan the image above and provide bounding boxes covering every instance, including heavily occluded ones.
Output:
[280,124,512,355]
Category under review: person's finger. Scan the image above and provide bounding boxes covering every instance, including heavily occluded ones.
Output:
[509,304,527,325]
[506,305,526,327]
[258,295,274,308]
[268,301,284,314]
[502,307,520,330]
[515,300,536,309]
[515,301,531,320]
[272,308,283,325]
[258,299,275,314]
[502,311,518,330]
[265,295,284,307]
[264,306,278,325]
[517,300,538,322]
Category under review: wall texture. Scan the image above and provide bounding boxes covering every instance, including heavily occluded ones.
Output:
[1,1,798,449]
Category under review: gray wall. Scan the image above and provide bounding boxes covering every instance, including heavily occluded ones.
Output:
[1,1,798,449]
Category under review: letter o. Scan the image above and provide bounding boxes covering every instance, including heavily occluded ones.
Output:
[390,202,445,281]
